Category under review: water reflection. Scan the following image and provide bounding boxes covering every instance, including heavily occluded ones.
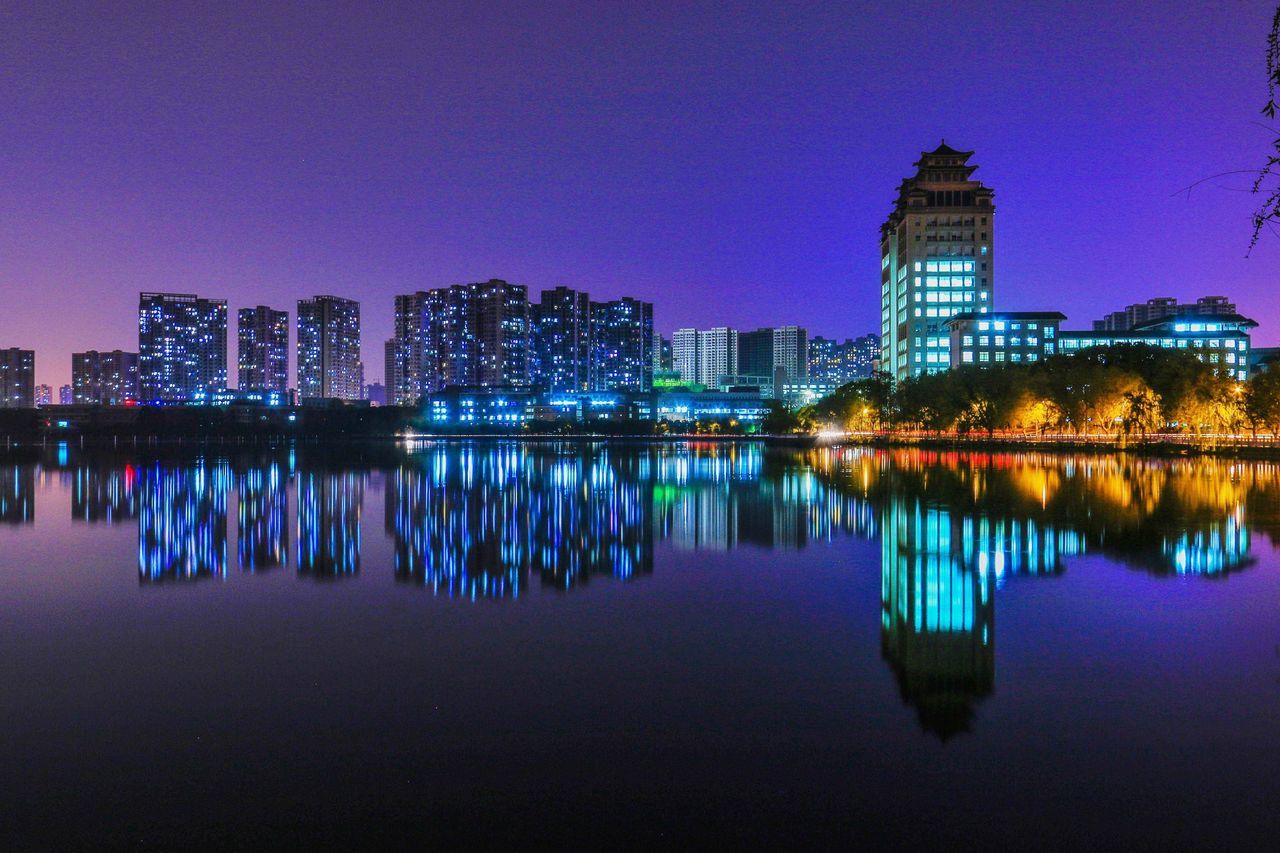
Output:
[297,470,363,578]
[1,463,35,524]
[12,442,1280,737]
[137,460,230,582]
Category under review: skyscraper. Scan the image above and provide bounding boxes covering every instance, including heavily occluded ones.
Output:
[390,280,531,401]
[695,327,738,387]
[533,286,592,392]
[237,306,290,393]
[138,292,228,402]
[591,297,654,391]
[880,143,994,380]
[672,329,700,384]
[0,349,36,408]
[72,350,141,405]
[297,296,362,401]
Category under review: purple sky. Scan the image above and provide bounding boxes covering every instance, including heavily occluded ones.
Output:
[2,1,1278,389]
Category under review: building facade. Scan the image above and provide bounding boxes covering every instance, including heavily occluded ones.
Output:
[946,312,1065,367]
[532,286,592,392]
[237,306,289,394]
[1061,315,1255,381]
[138,292,228,402]
[297,296,362,401]
[0,348,35,408]
[591,297,654,392]
[880,143,994,380]
[696,328,738,387]
[672,329,700,385]
[809,333,879,384]
[72,350,141,405]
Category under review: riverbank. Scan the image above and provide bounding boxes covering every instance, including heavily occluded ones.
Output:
[832,432,1280,459]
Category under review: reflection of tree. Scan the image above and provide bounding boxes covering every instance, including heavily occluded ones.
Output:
[138,460,229,582]
[0,463,35,524]
[297,470,363,578]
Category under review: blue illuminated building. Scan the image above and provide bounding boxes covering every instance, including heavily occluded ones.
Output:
[138,292,228,403]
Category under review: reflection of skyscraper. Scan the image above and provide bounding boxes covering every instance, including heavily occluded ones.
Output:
[387,445,654,597]
[0,463,35,523]
[880,497,994,740]
[138,462,230,581]
[237,465,289,571]
[297,470,363,577]
[72,464,138,523]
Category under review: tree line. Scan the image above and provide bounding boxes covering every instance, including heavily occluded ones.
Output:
[768,345,1280,439]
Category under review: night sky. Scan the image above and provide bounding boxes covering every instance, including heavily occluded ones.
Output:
[2,1,1277,389]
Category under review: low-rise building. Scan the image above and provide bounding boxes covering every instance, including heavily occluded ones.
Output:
[946,312,1065,367]
[1059,314,1255,381]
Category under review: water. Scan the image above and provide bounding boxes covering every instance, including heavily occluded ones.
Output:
[2,441,1278,848]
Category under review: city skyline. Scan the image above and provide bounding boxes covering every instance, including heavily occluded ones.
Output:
[2,3,1278,390]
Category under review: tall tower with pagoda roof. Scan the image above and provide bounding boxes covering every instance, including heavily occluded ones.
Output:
[879,143,994,381]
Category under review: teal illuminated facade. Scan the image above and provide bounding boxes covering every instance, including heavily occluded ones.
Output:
[1059,314,1256,381]
[880,144,994,380]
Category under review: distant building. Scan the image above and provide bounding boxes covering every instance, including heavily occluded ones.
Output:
[238,306,289,394]
[880,143,995,380]
[532,286,592,392]
[672,329,700,384]
[1249,346,1280,374]
[138,292,228,402]
[1061,314,1255,381]
[390,280,531,403]
[58,384,72,405]
[809,333,879,384]
[946,312,1065,367]
[591,297,654,391]
[72,350,141,404]
[739,325,809,389]
[779,379,839,410]
[297,295,362,401]
[653,335,673,372]
[0,348,36,409]
[35,385,53,407]
[1092,296,1236,332]
[364,382,386,406]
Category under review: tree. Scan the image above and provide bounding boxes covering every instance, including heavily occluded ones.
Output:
[1245,369,1280,437]
[1251,5,1280,251]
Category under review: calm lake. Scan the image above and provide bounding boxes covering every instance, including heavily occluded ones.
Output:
[2,441,1278,847]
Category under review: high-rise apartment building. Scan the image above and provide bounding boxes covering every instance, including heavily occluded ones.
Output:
[738,326,807,385]
[35,385,52,407]
[695,328,738,387]
[532,286,592,392]
[880,144,994,380]
[297,296,362,401]
[390,280,532,403]
[1092,296,1238,332]
[0,349,35,408]
[591,297,654,392]
[810,333,880,384]
[672,329,700,384]
[72,350,140,405]
[237,306,289,393]
[654,335,673,372]
[138,292,228,402]
[58,385,72,405]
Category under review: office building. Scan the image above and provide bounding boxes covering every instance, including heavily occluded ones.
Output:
[0,348,35,408]
[532,286,592,392]
[138,292,228,402]
[297,296,362,401]
[880,143,995,380]
[237,306,289,394]
[1061,314,1255,381]
[72,350,141,405]
[1093,296,1237,332]
[946,312,1065,367]
[591,297,654,391]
